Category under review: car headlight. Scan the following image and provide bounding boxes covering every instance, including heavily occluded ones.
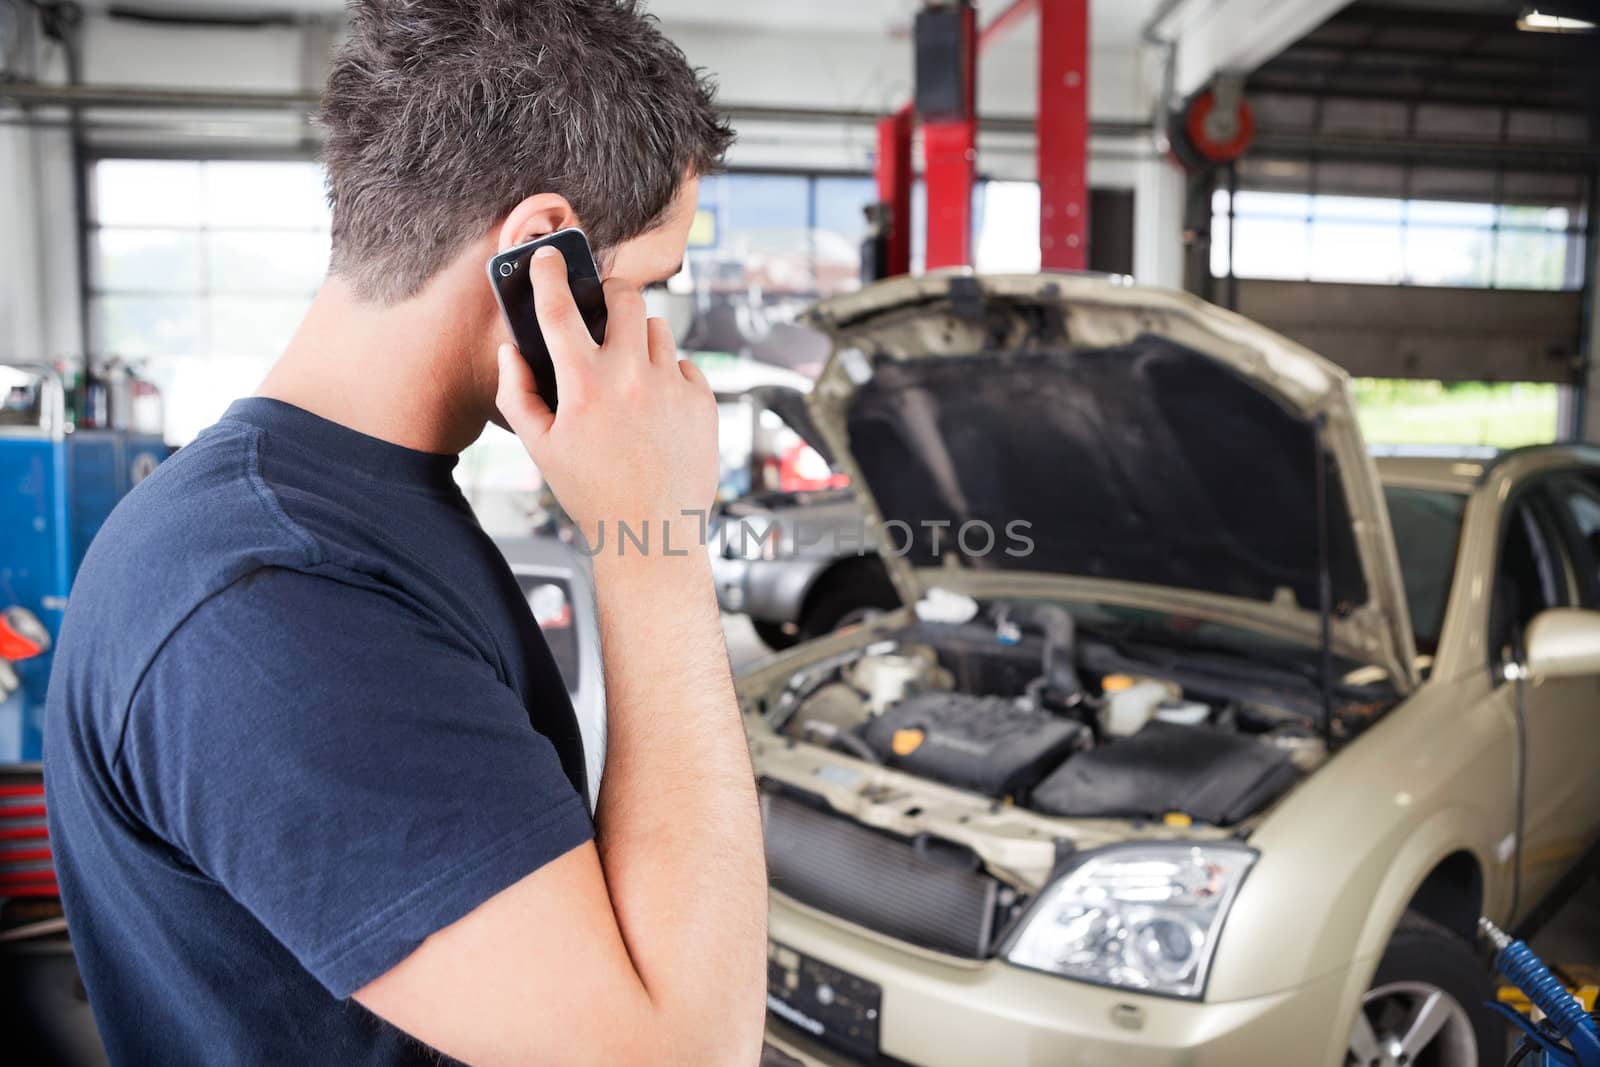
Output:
[1002,842,1256,999]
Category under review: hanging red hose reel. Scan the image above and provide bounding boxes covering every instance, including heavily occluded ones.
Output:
[1167,76,1255,173]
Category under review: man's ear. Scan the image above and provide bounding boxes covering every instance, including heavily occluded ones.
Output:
[497,194,580,252]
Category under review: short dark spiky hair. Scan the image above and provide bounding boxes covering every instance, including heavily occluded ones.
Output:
[320,0,733,304]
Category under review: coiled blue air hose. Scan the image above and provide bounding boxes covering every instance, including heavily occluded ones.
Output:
[1481,917,1600,1067]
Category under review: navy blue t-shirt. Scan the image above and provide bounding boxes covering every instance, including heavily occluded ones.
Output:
[44,398,595,1064]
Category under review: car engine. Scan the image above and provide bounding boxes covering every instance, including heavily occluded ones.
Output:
[771,607,1355,826]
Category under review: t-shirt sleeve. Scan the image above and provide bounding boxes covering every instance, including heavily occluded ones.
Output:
[119,566,595,998]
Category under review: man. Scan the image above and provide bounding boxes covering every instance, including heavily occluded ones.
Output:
[43,2,767,1064]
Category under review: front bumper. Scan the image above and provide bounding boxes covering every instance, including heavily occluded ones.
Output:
[766,894,1353,1067]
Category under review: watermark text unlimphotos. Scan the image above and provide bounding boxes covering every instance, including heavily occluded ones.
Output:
[568,511,1036,560]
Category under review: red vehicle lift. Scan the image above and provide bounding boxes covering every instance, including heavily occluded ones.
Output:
[872,0,1090,277]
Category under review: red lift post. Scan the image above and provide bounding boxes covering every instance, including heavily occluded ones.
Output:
[1038,0,1090,271]
[921,2,978,270]
[873,0,1090,276]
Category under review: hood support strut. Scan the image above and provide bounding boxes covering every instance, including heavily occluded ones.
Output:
[1314,413,1335,746]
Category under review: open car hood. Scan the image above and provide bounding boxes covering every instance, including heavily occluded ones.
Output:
[801,271,1419,691]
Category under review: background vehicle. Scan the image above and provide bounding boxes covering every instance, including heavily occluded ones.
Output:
[740,272,1600,1067]
[711,384,900,651]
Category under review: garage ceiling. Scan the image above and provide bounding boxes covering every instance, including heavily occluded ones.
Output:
[73,0,1170,51]
[1251,0,1599,115]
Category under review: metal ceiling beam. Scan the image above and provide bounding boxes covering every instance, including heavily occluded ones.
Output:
[1246,79,1589,113]
[1251,128,1600,168]
[0,83,1154,140]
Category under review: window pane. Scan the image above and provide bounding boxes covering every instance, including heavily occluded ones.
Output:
[1494,229,1580,290]
[719,174,812,291]
[208,296,315,358]
[1309,220,1403,283]
[92,160,204,226]
[974,181,1041,273]
[1497,204,1570,231]
[1233,191,1311,219]
[205,230,331,294]
[1315,195,1403,223]
[1230,216,1310,279]
[93,229,204,292]
[1210,204,1230,278]
[813,176,876,297]
[142,353,276,446]
[813,176,876,241]
[1404,226,1493,286]
[1406,200,1495,227]
[94,295,207,357]
[202,161,330,229]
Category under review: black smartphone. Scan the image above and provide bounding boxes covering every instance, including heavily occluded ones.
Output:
[487,227,608,411]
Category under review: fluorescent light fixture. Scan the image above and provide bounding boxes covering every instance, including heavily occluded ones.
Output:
[1518,9,1596,31]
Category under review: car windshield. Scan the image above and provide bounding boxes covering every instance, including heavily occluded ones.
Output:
[1382,485,1468,653]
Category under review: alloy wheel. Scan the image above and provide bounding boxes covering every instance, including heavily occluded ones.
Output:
[1347,981,1479,1067]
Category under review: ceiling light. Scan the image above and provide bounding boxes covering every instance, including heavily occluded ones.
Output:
[1518,9,1597,32]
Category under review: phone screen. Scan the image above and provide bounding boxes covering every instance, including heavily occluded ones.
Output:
[487,228,608,410]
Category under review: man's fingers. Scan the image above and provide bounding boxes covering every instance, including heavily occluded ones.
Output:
[646,317,679,368]
[676,353,709,389]
[528,247,597,360]
[496,343,555,443]
[601,279,648,361]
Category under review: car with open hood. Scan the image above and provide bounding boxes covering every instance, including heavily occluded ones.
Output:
[742,271,1600,1067]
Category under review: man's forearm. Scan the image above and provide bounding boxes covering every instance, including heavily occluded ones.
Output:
[590,541,767,1060]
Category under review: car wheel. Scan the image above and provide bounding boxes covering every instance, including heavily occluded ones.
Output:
[798,564,900,641]
[1345,913,1500,1067]
[751,619,799,652]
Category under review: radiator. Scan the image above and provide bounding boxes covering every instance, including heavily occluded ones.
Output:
[762,788,1004,959]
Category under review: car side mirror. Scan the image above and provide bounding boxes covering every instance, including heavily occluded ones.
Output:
[1524,608,1600,681]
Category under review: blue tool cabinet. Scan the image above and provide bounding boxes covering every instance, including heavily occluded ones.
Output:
[1,366,168,763]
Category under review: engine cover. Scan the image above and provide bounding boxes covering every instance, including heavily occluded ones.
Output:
[862,692,1088,798]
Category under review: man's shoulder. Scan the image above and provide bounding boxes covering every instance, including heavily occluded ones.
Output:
[79,417,317,598]
[52,418,324,721]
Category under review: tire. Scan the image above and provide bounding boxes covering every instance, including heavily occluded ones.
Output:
[751,619,799,652]
[796,561,901,641]
[1346,912,1501,1067]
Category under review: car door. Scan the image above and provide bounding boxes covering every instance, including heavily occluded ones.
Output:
[1486,478,1600,916]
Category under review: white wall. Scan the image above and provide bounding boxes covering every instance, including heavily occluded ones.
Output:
[0,20,81,367]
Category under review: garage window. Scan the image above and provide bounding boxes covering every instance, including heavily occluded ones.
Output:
[1213,188,1586,291]
[88,157,331,443]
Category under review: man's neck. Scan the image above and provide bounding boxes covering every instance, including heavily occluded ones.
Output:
[258,273,494,456]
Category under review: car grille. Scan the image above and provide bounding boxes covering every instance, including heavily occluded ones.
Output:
[762,788,1005,959]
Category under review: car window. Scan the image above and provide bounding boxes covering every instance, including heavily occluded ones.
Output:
[1489,499,1570,661]
[1553,479,1600,605]
[1382,486,1467,653]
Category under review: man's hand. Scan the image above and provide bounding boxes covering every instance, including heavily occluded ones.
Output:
[496,245,719,545]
